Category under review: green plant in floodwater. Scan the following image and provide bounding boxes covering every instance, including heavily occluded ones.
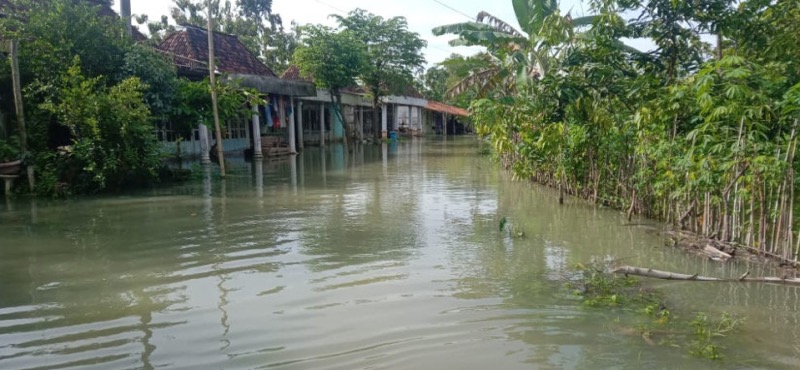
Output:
[499,216,507,232]
[569,262,744,359]
[476,142,492,156]
[689,311,743,360]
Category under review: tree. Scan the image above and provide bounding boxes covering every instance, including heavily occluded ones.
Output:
[0,0,132,83]
[420,66,448,102]
[332,9,426,139]
[432,0,633,96]
[263,21,300,74]
[294,25,367,146]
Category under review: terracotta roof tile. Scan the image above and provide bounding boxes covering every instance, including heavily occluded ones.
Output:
[426,101,469,117]
[158,25,277,77]
[281,65,311,82]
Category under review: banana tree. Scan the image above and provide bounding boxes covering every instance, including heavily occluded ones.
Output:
[432,0,607,97]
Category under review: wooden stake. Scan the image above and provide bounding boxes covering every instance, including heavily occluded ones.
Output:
[9,40,33,191]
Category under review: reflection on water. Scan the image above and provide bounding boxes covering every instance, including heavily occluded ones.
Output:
[1,138,799,369]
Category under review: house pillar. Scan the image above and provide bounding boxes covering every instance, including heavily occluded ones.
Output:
[297,101,304,150]
[393,104,398,131]
[288,97,297,154]
[320,103,326,147]
[251,104,262,159]
[199,124,211,164]
[358,105,364,141]
[254,158,264,199]
[381,105,388,139]
[278,96,288,148]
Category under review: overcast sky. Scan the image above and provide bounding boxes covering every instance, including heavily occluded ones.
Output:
[116,0,601,68]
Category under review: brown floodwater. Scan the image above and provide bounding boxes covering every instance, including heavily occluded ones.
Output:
[1,137,798,369]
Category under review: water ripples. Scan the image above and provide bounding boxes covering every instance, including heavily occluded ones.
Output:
[2,141,798,369]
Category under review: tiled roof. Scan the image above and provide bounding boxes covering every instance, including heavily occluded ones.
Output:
[426,101,469,117]
[158,25,277,77]
[281,65,311,82]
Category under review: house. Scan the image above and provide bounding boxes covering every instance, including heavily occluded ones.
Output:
[281,65,379,147]
[156,25,315,160]
[282,65,470,144]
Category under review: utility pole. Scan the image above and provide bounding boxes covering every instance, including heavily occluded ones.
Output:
[120,0,132,37]
[206,0,226,177]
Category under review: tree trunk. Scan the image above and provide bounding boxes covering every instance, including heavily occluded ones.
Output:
[331,90,349,149]
[372,92,381,140]
[612,266,800,286]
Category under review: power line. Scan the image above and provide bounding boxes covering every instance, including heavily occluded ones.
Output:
[430,0,475,21]
[310,0,347,15]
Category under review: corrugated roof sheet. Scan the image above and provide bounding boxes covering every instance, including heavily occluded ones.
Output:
[426,101,469,117]
[158,25,277,77]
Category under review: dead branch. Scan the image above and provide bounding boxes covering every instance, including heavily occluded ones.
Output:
[612,266,800,286]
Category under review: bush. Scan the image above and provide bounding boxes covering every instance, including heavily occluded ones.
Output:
[36,59,160,194]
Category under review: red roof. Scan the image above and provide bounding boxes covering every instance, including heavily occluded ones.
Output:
[426,101,469,117]
[281,65,311,82]
[158,25,277,77]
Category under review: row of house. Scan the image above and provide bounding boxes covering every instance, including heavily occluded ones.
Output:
[155,24,470,160]
[1,1,470,162]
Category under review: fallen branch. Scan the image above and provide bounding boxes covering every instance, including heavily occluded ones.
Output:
[612,266,800,286]
[703,244,732,261]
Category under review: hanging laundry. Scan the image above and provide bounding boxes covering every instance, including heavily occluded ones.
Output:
[271,96,281,129]
[284,97,293,118]
[265,99,274,128]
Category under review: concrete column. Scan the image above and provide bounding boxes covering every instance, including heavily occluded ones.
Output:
[288,97,297,154]
[290,155,298,194]
[320,103,326,147]
[381,105,388,139]
[393,104,399,131]
[358,106,364,141]
[254,159,264,199]
[251,104,262,159]
[444,113,448,137]
[278,96,287,148]
[199,123,211,164]
[297,101,305,150]
[321,148,327,185]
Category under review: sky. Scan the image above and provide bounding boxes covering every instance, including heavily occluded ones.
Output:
[115,0,593,68]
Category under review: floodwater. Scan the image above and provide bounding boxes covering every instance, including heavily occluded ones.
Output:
[1,138,798,370]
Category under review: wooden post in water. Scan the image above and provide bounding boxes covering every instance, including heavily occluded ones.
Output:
[206,0,226,177]
[9,40,33,191]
